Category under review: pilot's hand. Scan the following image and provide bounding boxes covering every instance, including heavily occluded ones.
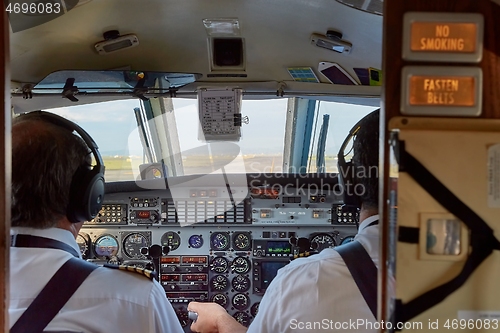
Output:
[188,301,247,333]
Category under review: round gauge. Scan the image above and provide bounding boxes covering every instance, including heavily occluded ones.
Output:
[233,312,251,327]
[175,308,189,328]
[340,235,356,245]
[94,234,119,257]
[250,302,260,317]
[76,232,90,259]
[231,256,251,274]
[232,275,250,292]
[210,275,229,291]
[161,231,181,251]
[210,232,230,251]
[233,232,251,251]
[310,233,337,252]
[211,293,229,308]
[188,235,204,249]
[232,293,250,311]
[123,233,149,259]
[210,256,229,273]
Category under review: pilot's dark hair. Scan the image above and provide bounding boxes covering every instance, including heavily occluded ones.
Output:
[11,114,90,228]
[352,109,379,210]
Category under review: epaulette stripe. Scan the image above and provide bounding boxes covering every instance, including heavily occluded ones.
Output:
[103,263,157,281]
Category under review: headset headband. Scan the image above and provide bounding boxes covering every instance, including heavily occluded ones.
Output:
[26,111,104,169]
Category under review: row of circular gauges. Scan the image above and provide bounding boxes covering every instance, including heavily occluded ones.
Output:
[76,231,204,260]
[310,233,356,251]
[210,291,257,313]
[210,256,250,274]
[210,273,251,293]
[210,232,252,251]
[154,231,253,252]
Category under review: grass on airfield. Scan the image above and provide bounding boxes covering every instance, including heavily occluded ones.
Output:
[102,155,339,172]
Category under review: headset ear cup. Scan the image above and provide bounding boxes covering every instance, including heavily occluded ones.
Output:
[67,165,105,223]
[85,169,105,220]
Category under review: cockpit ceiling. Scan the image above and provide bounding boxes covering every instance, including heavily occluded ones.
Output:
[9,0,383,96]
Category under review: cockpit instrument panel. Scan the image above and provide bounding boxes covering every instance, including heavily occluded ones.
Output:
[81,175,358,331]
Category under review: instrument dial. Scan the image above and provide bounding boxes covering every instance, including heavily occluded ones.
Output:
[340,235,356,245]
[123,233,149,259]
[210,232,230,251]
[94,234,119,257]
[231,256,251,274]
[161,231,181,251]
[310,233,336,251]
[233,232,251,250]
[76,232,90,259]
[232,274,250,292]
[232,293,250,310]
[188,234,204,249]
[211,293,229,308]
[250,302,260,317]
[233,312,251,327]
[210,275,229,291]
[175,308,189,328]
[210,256,229,273]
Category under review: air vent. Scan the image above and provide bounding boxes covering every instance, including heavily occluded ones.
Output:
[335,0,383,15]
[210,37,246,71]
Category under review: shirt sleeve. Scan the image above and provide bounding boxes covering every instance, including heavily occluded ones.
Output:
[246,268,285,333]
[148,280,184,333]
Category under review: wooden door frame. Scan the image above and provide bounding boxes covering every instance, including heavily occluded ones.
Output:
[1,8,10,332]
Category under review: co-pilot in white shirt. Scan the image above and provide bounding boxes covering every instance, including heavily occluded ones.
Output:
[248,215,380,333]
[10,227,184,333]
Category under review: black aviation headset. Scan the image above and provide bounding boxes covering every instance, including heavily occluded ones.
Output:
[22,111,106,223]
[337,109,379,212]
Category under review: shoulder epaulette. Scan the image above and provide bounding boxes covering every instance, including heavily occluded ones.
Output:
[103,263,157,281]
[292,250,319,260]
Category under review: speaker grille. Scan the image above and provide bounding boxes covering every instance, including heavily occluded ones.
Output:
[336,0,383,15]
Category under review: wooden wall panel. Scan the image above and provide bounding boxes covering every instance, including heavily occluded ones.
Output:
[380,0,500,327]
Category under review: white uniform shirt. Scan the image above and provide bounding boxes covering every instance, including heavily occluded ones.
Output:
[248,215,380,333]
[10,227,184,333]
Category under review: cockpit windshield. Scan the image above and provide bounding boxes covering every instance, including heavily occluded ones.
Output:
[46,98,376,182]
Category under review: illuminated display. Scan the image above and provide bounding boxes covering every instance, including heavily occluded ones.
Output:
[266,241,291,254]
[409,76,475,106]
[137,211,151,219]
[182,274,207,282]
[261,261,288,289]
[161,256,180,264]
[411,22,477,53]
[161,274,180,282]
[182,256,208,264]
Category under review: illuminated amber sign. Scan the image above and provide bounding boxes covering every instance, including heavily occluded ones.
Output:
[410,22,477,53]
[409,76,476,106]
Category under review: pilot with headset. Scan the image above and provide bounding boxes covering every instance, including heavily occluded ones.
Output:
[9,111,184,333]
[189,109,380,333]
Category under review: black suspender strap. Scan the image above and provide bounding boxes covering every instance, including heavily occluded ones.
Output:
[11,234,80,258]
[394,142,500,326]
[336,240,378,319]
[11,234,98,333]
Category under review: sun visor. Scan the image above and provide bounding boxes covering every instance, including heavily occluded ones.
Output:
[12,70,202,113]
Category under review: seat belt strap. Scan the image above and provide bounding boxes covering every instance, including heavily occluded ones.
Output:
[336,240,377,318]
[10,257,98,333]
